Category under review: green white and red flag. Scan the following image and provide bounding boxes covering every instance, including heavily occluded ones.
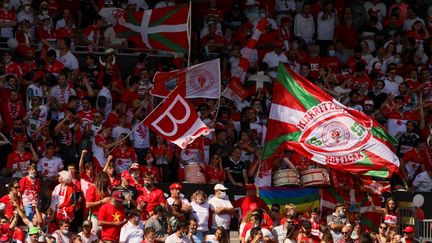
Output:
[321,188,382,232]
[100,4,190,53]
[262,64,400,178]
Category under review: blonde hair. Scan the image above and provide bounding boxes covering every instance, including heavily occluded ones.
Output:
[191,190,208,202]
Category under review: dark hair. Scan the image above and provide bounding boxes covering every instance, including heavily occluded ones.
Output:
[128,75,139,87]
[249,227,262,240]
[128,208,140,217]
[47,49,57,58]
[6,180,19,192]
[46,142,56,149]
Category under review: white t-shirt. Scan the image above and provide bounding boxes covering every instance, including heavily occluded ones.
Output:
[208,195,233,230]
[412,171,432,192]
[132,121,150,149]
[119,221,145,243]
[293,13,315,42]
[57,51,79,70]
[167,197,190,207]
[97,87,113,119]
[191,201,210,231]
[317,12,335,40]
[263,51,288,78]
[37,156,64,179]
[165,233,192,243]
[78,232,99,243]
[112,125,131,140]
[104,26,126,45]
[272,225,288,243]
[383,79,399,96]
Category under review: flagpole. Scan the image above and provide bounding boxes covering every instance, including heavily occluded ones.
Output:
[107,87,180,155]
[212,58,222,124]
[187,1,192,67]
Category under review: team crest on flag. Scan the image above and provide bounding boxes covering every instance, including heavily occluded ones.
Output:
[152,59,220,99]
[263,64,400,178]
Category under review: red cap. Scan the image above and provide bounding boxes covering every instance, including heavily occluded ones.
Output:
[403,226,415,233]
[111,191,123,202]
[245,184,257,191]
[14,135,27,143]
[137,195,147,203]
[121,170,132,180]
[275,40,283,47]
[169,183,183,190]
[33,71,45,81]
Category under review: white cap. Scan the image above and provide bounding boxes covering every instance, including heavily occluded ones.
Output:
[214,183,228,191]
[0,203,5,211]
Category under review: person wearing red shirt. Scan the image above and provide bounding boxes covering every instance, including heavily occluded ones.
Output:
[50,170,76,221]
[1,89,26,133]
[37,15,57,57]
[121,77,140,109]
[138,173,166,213]
[5,136,38,178]
[78,150,95,201]
[56,17,77,40]
[85,172,111,234]
[3,52,22,78]
[106,102,128,128]
[111,136,138,173]
[98,191,127,242]
[82,16,104,52]
[302,45,321,80]
[320,46,341,74]
[103,157,121,189]
[310,208,323,243]
[334,12,357,50]
[240,209,274,240]
[19,164,40,220]
[45,50,65,78]
[139,154,161,183]
[20,49,37,76]
[346,47,367,72]
[0,0,17,40]
[200,21,224,48]
[76,96,95,129]
[0,180,21,220]
[204,0,224,23]
[205,154,225,183]
[234,184,268,218]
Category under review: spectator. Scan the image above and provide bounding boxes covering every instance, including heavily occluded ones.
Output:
[294,2,315,46]
[119,208,145,243]
[144,205,166,242]
[204,226,229,243]
[98,191,127,242]
[208,184,234,234]
[190,190,210,234]
[165,219,192,243]
[50,170,76,222]
[78,220,98,243]
[224,146,248,186]
[401,226,419,243]
[52,220,72,243]
[327,204,349,242]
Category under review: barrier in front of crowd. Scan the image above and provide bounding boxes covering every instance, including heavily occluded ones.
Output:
[418,219,432,242]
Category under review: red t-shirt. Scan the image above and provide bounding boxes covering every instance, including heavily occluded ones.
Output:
[5,62,23,78]
[138,187,166,213]
[45,60,65,77]
[139,166,161,183]
[234,196,268,217]
[204,166,225,183]
[320,56,341,74]
[98,203,126,241]
[85,184,108,216]
[6,151,33,172]
[112,146,138,173]
[0,195,19,220]
[402,149,423,164]
[121,89,139,109]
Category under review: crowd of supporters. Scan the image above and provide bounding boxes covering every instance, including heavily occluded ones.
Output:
[0,0,429,242]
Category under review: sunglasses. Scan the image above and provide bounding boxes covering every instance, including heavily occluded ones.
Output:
[14,186,20,189]
[173,204,181,206]
[342,232,350,235]
[380,226,387,229]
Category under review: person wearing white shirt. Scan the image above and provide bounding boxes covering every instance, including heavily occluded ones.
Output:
[78,220,99,243]
[191,190,210,233]
[412,169,432,192]
[154,0,175,9]
[120,209,145,243]
[316,2,336,54]
[165,221,192,243]
[403,7,424,32]
[272,216,294,243]
[96,80,113,119]
[37,143,64,180]
[263,42,288,79]
[294,2,315,45]
[383,68,399,96]
[167,183,192,212]
[208,184,234,233]
[245,226,275,242]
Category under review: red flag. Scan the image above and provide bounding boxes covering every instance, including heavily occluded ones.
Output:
[361,178,391,195]
[221,79,249,105]
[152,59,220,98]
[143,90,212,149]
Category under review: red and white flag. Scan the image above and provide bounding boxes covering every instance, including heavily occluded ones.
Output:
[222,18,268,104]
[151,59,220,99]
[143,90,213,149]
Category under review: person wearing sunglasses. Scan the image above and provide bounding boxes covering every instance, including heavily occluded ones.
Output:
[272,214,296,243]
[341,225,353,243]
